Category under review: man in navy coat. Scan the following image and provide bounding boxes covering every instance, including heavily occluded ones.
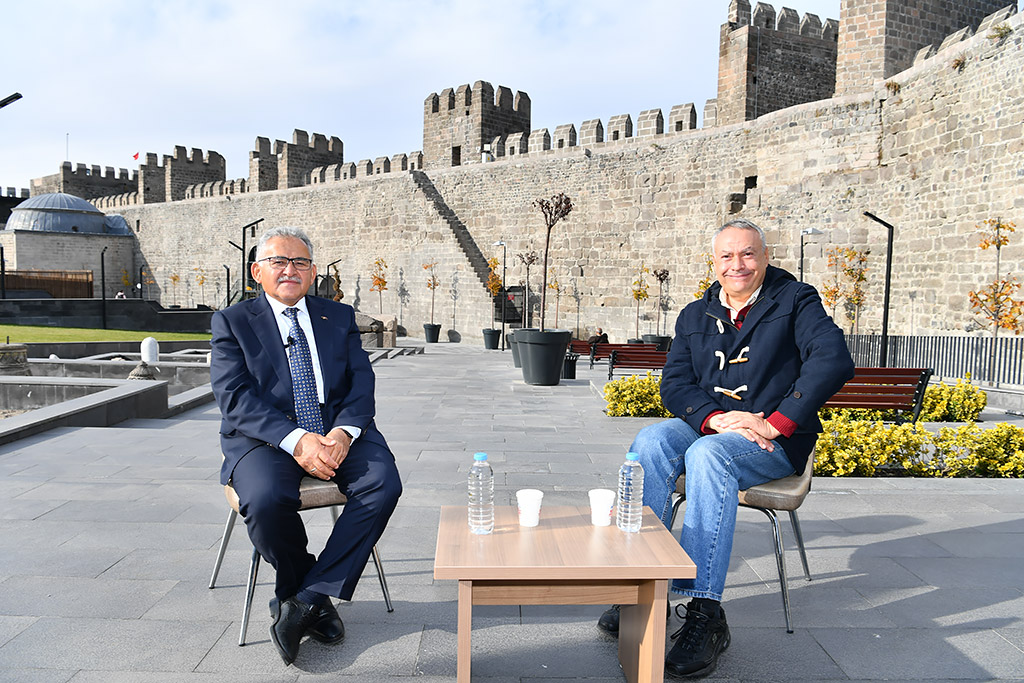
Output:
[598,219,854,678]
[211,226,402,665]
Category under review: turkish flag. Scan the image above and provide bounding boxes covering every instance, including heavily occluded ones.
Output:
[133,152,139,160]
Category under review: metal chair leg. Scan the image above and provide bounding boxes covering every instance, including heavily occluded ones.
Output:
[757,507,793,633]
[371,545,394,612]
[239,547,261,646]
[788,510,812,581]
[209,509,238,589]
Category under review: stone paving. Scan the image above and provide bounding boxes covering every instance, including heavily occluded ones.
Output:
[1,341,1022,682]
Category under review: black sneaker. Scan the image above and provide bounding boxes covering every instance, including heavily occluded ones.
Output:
[665,599,730,678]
[597,604,621,634]
[597,603,673,637]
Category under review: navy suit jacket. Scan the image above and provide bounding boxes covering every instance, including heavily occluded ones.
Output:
[661,265,854,474]
[210,294,387,485]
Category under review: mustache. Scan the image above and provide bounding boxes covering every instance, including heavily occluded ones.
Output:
[276,275,303,284]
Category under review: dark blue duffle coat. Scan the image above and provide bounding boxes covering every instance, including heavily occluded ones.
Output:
[661,265,855,474]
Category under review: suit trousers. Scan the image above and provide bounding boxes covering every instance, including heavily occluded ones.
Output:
[229,437,402,601]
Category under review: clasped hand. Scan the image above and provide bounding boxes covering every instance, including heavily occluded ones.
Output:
[708,411,780,451]
[292,428,352,479]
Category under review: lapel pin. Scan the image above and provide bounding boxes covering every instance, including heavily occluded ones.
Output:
[321,316,328,320]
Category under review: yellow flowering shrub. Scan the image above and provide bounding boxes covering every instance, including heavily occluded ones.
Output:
[919,376,987,422]
[814,413,931,477]
[932,423,1024,477]
[604,372,673,418]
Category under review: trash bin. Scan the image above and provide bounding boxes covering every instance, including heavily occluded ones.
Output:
[562,351,579,380]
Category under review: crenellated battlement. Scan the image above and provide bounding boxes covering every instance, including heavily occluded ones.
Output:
[30,161,138,200]
[306,150,422,186]
[248,129,344,192]
[727,1,838,41]
[716,2,840,126]
[422,80,532,169]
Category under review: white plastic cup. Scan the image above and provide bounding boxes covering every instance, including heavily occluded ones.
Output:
[516,489,544,527]
[589,488,616,526]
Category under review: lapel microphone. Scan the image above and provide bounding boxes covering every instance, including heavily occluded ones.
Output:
[285,336,295,349]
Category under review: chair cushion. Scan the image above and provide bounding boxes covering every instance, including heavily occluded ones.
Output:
[223,477,348,513]
[674,453,815,512]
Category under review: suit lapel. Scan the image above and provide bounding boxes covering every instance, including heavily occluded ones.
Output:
[249,295,293,394]
[306,296,336,387]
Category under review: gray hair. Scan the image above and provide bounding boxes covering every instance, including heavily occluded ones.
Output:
[711,219,767,252]
[255,226,315,260]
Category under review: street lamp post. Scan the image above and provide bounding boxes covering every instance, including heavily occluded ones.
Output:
[863,211,895,367]
[223,265,231,305]
[799,227,823,282]
[0,93,23,110]
[493,240,507,350]
[100,247,109,329]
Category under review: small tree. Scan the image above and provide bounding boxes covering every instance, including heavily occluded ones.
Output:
[653,268,670,335]
[822,247,848,319]
[969,219,1023,351]
[194,267,207,306]
[370,257,388,313]
[423,261,440,324]
[842,248,870,334]
[532,193,574,331]
[449,271,459,327]
[570,276,583,339]
[516,250,539,326]
[485,257,502,328]
[168,272,181,306]
[693,253,715,299]
[547,268,563,328]
[631,263,650,340]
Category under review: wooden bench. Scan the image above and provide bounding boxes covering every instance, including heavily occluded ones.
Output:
[590,342,658,368]
[568,339,592,355]
[607,348,669,380]
[823,367,934,422]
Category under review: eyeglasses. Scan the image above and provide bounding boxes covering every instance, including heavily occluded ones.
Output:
[258,256,314,271]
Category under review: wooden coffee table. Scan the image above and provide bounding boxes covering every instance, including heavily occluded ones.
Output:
[434,505,695,683]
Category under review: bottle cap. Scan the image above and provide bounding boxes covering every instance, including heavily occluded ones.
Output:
[626,452,640,461]
[473,452,488,461]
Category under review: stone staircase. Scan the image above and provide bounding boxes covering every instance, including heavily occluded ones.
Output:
[410,170,491,290]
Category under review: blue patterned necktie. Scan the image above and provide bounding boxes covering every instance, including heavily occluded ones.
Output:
[283,307,324,435]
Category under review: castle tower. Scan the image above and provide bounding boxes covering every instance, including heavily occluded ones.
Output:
[715,1,839,126]
[835,0,1010,96]
[422,81,530,169]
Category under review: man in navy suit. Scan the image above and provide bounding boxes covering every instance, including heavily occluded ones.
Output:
[210,226,402,665]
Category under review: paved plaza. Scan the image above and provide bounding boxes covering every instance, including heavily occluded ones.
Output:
[1,342,1023,682]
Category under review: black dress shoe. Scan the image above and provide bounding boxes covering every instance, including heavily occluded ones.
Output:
[269,596,320,665]
[307,600,345,645]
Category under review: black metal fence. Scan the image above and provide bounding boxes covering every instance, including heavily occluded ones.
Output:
[846,334,1024,386]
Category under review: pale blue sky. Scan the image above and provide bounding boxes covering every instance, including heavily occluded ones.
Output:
[0,1,1016,189]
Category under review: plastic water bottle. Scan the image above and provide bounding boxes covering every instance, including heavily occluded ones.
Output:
[468,452,494,534]
[616,452,644,533]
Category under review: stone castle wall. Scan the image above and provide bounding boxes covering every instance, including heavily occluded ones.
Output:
[100,4,1023,345]
[716,2,839,126]
[30,162,137,200]
[0,230,136,298]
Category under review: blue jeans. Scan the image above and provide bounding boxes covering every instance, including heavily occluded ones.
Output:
[631,419,795,601]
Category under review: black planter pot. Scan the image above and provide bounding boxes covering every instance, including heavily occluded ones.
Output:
[642,334,672,351]
[423,323,441,343]
[509,328,536,368]
[627,338,642,344]
[518,329,572,386]
[482,328,500,349]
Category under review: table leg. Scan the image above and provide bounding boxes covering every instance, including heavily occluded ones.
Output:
[457,580,473,683]
[618,579,667,683]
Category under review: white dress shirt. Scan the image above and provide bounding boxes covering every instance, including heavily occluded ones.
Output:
[263,293,361,455]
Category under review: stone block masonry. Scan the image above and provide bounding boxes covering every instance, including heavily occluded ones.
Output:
[18,1,1024,345]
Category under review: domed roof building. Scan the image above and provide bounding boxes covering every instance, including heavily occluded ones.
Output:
[3,192,130,234]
